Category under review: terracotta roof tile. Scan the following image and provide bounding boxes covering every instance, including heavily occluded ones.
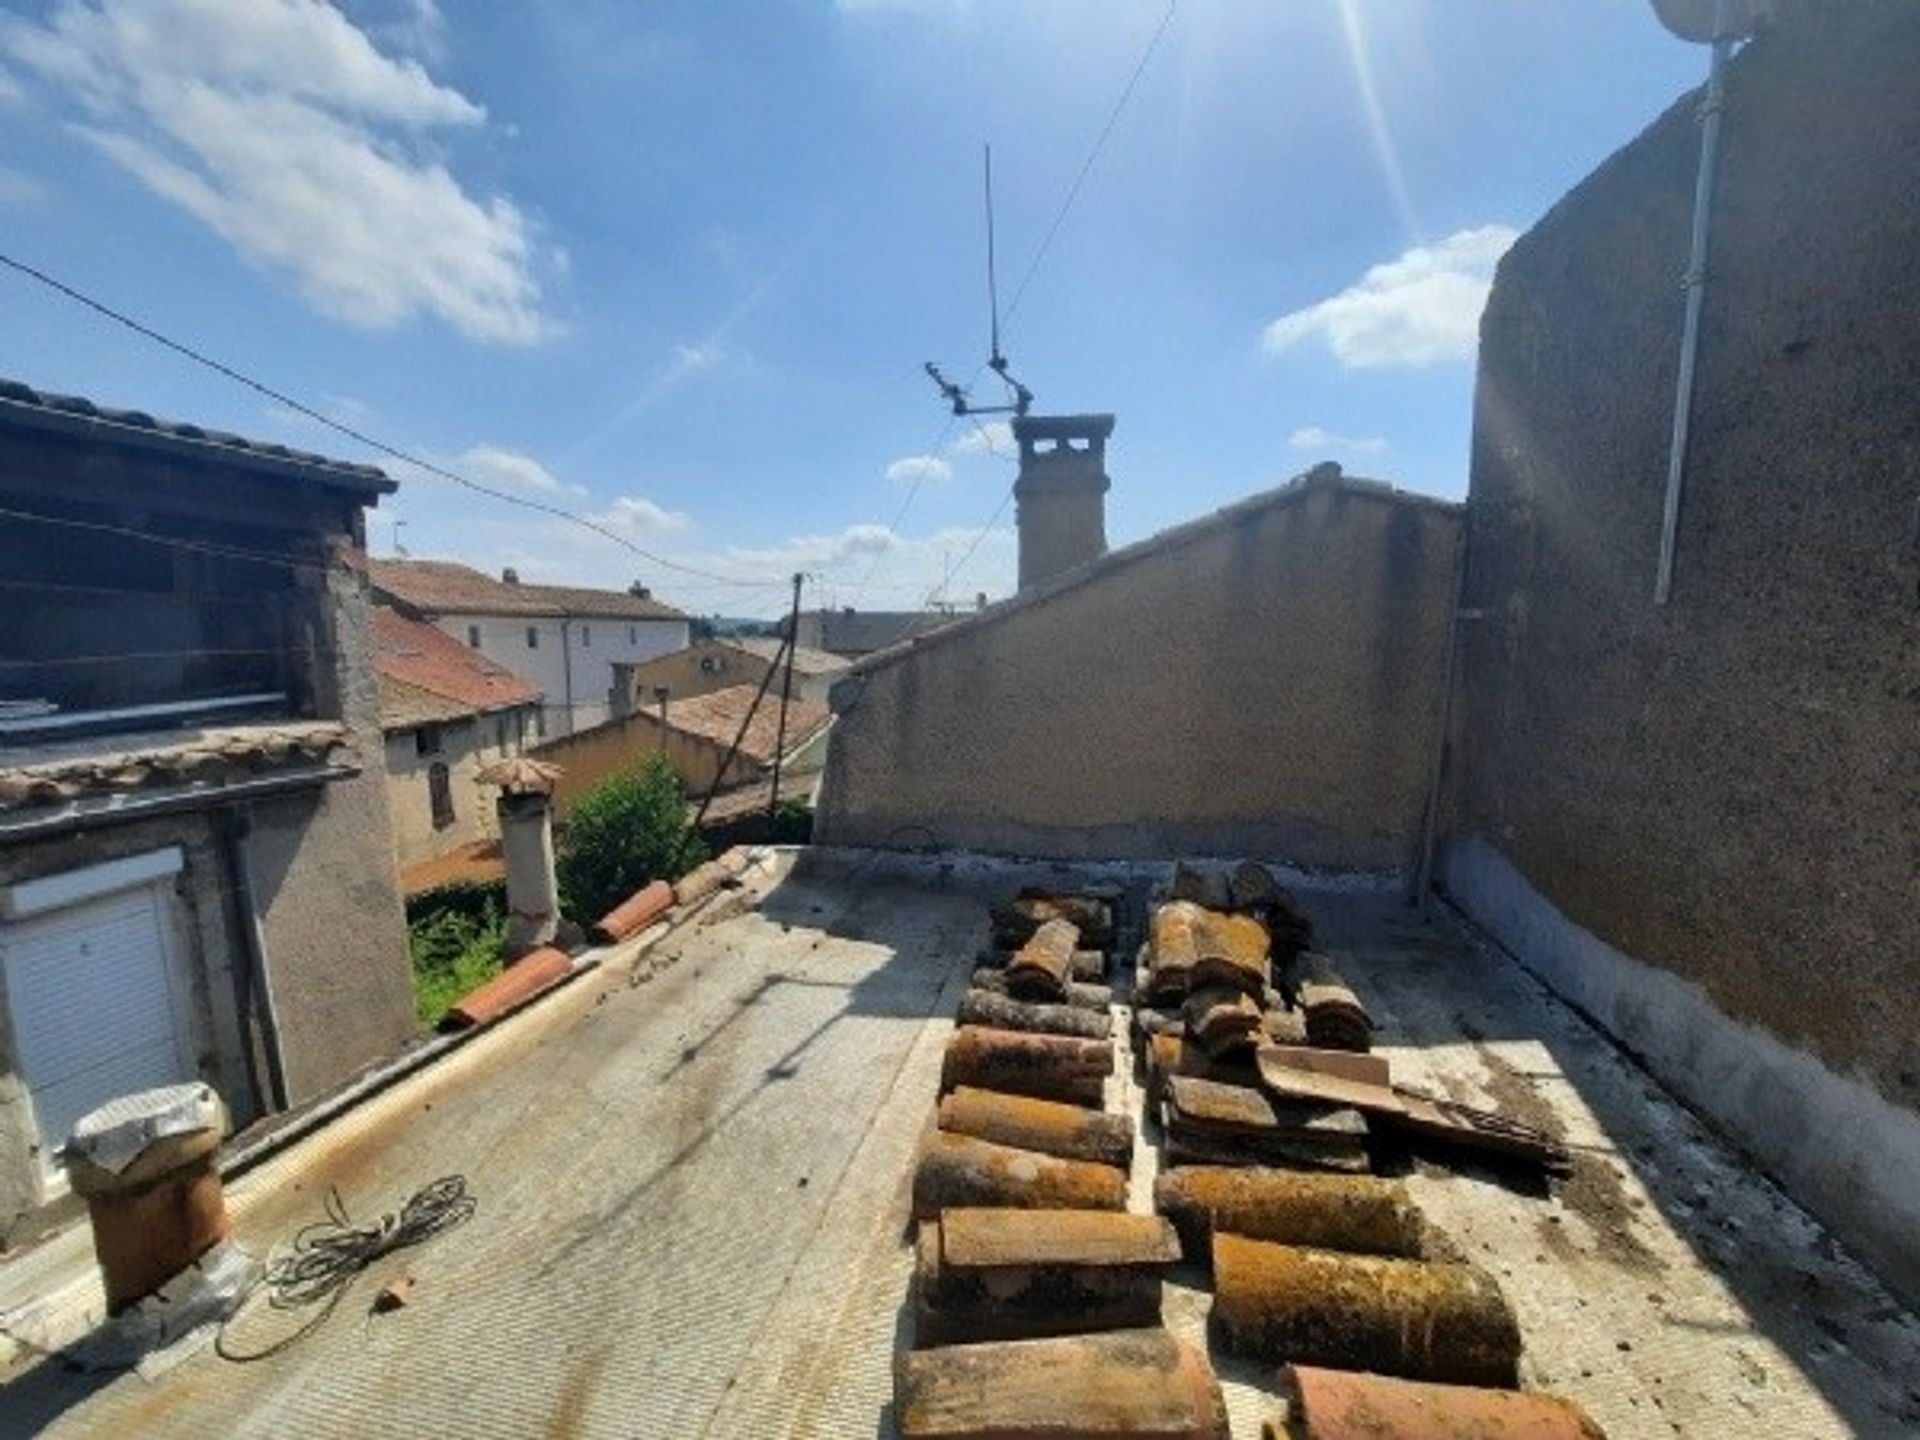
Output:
[731,638,850,675]
[373,607,540,729]
[662,683,829,764]
[371,559,687,621]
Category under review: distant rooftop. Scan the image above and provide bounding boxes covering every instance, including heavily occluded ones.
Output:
[372,607,541,731]
[371,559,687,622]
[661,682,829,764]
[796,608,955,656]
[0,376,393,498]
[731,637,850,676]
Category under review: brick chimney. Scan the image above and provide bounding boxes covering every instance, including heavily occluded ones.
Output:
[1013,413,1113,591]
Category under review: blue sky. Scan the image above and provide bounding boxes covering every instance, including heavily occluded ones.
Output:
[0,1,1703,619]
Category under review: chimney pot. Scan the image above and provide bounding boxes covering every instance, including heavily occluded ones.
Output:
[1013,413,1114,592]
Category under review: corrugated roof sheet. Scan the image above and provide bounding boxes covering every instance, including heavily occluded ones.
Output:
[662,683,829,764]
[371,559,688,621]
[372,607,540,729]
[0,376,393,495]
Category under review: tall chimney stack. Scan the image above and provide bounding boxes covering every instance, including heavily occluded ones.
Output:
[1013,413,1113,591]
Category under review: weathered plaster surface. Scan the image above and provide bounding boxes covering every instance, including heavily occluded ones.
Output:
[819,479,1460,866]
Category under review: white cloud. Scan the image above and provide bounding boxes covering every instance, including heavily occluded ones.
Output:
[885,454,954,486]
[950,420,1013,458]
[1,0,553,344]
[455,444,589,499]
[1262,224,1517,369]
[591,495,693,537]
[1288,425,1387,456]
[667,341,723,376]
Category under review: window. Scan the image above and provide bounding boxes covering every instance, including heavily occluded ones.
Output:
[428,761,454,829]
[580,624,591,647]
[526,626,540,649]
[467,624,481,648]
[415,725,442,757]
[629,625,637,645]
[534,708,546,739]
[495,715,509,750]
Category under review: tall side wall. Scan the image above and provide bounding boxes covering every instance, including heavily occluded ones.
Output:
[1448,2,1920,1301]
[818,483,1460,866]
[532,711,759,816]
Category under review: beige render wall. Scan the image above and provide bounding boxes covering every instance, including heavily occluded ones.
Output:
[817,481,1460,867]
[614,642,772,713]
[532,710,758,817]
[383,709,531,871]
[248,554,416,1103]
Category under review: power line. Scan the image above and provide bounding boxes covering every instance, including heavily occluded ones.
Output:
[0,252,789,592]
[910,2,1177,608]
[1001,0,1178,333]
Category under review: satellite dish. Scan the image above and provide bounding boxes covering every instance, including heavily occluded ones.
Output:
[1648,0,1766,44]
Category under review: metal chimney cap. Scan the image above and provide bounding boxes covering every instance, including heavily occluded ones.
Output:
[1648,0,1766,43]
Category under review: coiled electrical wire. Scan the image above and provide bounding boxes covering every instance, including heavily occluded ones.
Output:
[218,1175,476,1362]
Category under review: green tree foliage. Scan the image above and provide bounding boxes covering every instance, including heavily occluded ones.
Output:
[557,752,705,922]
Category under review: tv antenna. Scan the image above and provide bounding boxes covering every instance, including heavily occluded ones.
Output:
[924,144,1034,419]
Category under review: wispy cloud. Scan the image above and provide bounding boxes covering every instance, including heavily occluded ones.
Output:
[950,419,1013,458]
[0,162,46,207]
[456,444,588,499]
[1288,425,1387,456]
[590,495,693,536]
[885,454,954,486]
[1262,224,1517,369]
[1,0,554,344]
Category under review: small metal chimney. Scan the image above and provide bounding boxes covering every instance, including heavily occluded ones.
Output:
[1013,413,1114,592]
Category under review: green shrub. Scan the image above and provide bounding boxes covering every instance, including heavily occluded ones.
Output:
[409,902,505,1029]
[404,878,507,929]
[557,752,705,923]
[767,797,813,845]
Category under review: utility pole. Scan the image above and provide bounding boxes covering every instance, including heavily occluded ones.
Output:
[767,571,804,824]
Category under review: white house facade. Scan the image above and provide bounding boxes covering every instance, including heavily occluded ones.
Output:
[371,561,689,737]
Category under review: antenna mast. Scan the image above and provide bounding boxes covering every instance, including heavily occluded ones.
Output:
[925,143,1034,420]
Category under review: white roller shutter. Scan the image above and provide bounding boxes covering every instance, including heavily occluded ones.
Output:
[1,877,198,1186]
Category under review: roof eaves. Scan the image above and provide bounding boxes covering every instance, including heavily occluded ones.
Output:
[843,465,1462,679]
[0,378,395,499]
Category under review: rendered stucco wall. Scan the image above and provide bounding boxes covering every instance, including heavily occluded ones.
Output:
[531,709,760,817]
[1449,3,1920,1299]
[248,559,415,1101]
[430,614,686,738]
[818,480,1460,866]
[383,709,531,871]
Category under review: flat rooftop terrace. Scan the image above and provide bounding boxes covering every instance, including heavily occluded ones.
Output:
[3,848,1916,1437]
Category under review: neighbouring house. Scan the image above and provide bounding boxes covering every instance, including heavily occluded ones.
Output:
[371,606,543,885]
[790,606,956,660]
[0,377,415,1225]
[817,415,1461,869]
[370,559,689,739]
[611,637,850,717]
[534,681,830,815]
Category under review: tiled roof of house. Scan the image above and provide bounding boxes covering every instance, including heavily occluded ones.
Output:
[731,637,850,675]
[373,607,541,731]
[0,376,393,496]
[0,722,352,814]
[662,683,830,765]
[371,559,687,621]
